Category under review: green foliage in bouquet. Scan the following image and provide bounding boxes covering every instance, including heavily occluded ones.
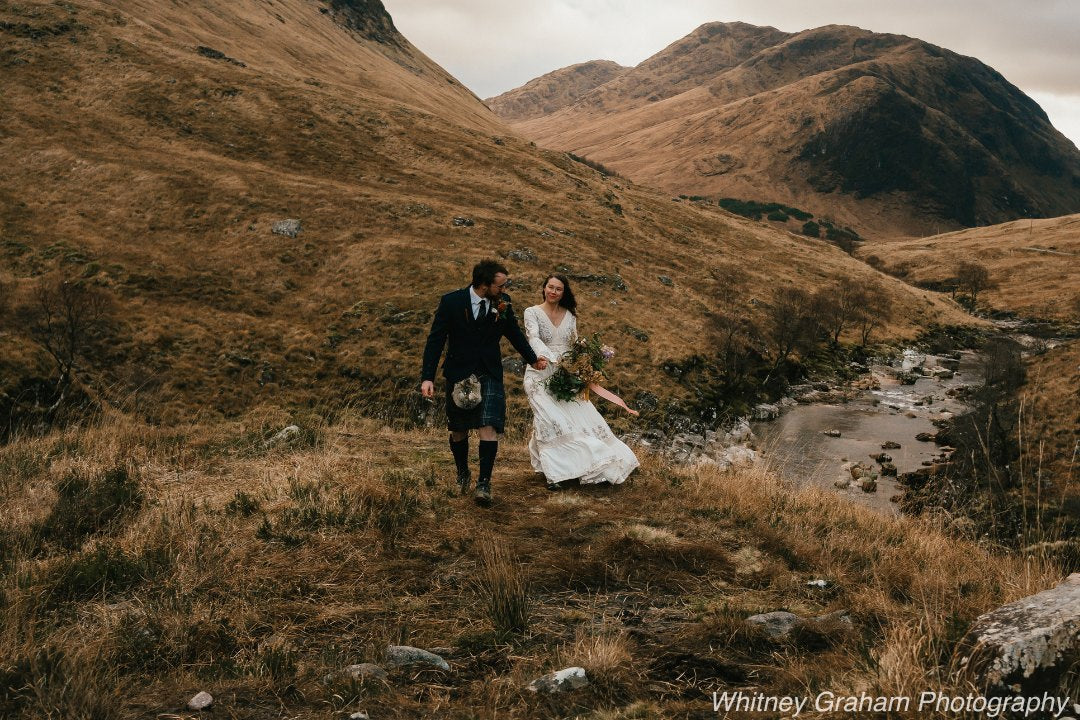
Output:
[545,333,615,402]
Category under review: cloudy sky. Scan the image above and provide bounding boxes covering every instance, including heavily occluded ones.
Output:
[385,0,1080,149]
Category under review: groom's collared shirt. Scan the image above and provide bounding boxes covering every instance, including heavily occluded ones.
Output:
[468,286,489,321]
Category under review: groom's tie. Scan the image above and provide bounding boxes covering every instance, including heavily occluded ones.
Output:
[477,299,487,322]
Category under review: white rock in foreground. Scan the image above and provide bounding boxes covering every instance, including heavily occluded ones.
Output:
[186,691,213,710]
[957,573,1080,692]
[526,666,589,693]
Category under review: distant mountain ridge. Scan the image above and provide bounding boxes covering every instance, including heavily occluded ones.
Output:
[489,22,1080,237]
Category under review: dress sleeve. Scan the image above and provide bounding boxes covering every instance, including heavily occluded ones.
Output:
[569,313,578,343]
[524,307,554,360]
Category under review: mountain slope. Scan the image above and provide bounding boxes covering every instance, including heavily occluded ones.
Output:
[493,23,1080,238]
[0,1,971,431]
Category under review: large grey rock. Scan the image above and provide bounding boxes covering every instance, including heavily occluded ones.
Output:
[324,663,388,684]
[265,424,301,448]
[385,645,449,671]
[746,611,800,638]
[956,573,1080,694]
[526,666,589,693]
[271,218,302,237]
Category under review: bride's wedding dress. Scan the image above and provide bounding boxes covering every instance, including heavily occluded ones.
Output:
[523,305,639,484]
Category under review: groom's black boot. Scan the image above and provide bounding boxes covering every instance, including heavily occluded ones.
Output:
[450,436,471,495]
[475,440,498,506]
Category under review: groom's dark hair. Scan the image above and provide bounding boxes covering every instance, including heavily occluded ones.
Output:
[472,259,508,288]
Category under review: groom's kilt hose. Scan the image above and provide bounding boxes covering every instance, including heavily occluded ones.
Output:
[445,374,506,434]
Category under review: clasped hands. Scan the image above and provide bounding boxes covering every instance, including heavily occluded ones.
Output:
[419,356,549,399]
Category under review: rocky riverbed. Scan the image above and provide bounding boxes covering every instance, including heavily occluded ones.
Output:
[750,349,984,514]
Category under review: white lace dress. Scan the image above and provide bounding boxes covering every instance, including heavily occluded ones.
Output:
[523,305,639,484]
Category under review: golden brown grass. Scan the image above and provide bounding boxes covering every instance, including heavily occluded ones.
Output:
[0,0,975,431]
[0,412,1063,718]
[861,214,1080,322]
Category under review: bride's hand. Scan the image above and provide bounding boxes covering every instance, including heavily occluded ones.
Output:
[532,357,549,371]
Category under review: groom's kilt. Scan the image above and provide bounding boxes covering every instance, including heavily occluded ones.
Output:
[445,374,506,434]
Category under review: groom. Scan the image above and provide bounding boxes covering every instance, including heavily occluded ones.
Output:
[421,259,547,506]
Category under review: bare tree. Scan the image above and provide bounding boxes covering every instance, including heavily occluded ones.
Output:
[955,261,996,307]
[812,280,864,345]
[766,286,819,369]
[855,286,891,346]
[15,274,114,414]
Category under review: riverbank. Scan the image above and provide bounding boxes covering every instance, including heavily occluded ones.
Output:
[0,413,1062,718]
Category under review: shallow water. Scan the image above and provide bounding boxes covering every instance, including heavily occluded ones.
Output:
[752,351,983,514]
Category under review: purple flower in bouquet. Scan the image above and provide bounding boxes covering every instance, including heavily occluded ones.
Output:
[600,345,615,360]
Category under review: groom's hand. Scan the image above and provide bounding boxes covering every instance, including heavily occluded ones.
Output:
[421,380,434,398]
[532,358,549,371]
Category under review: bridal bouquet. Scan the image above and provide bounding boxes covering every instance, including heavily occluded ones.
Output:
[546,333,617,402]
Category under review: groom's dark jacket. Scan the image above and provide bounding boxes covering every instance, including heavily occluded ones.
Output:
[422,287,538,384]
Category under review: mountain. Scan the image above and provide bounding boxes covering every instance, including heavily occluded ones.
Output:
[485,59,629,123]
[0,1,971,431]
[489,23,1080,238]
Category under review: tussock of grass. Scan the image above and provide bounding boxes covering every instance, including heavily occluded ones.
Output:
[0,414,1064,718]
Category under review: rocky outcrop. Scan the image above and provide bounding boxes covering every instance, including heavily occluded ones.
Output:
[955,573,1080,694]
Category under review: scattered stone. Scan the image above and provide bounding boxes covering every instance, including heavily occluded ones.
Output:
[501,356,525,376]
[870,453,892,463]
[349,713,370,720]
[932,367,955,379]
[271,218,302,238]
[807,579,829,588]
[904,411,918,418]
[658,275,674,286]
[507,247,535,262]
[915,432,937,442]
[860,477,878,492]
[526,666,589,694]
[451,216,474,227]
[956,573,1080,695]
[265,424,301,448]
[187,691,213,711]
[898,372,921,385]
[882,441,902,449]
[634,390,659,413]
[385,645,449,671]
[823,429,841,437]
[751,403,780,421]
[746,611,800,638]
[879,462,897,477]
[196,45,246,67]
[834,478,851,489]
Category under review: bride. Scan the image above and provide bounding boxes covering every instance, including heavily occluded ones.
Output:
[522,274,639,489]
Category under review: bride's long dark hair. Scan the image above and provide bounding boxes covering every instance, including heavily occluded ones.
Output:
[541,274,577,315]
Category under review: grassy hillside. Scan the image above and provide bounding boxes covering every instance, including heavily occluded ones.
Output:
[861,215,1080,323]
[0,0,973,434]
[0,415,1062,718]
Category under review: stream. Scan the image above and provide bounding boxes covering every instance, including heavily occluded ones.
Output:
[752,350,985,514]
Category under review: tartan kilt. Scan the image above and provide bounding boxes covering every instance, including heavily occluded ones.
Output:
[445,374,506,434]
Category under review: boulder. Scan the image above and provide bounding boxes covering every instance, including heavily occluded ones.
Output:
[751,403,780,421]
[526,666,589,693]
[823,429,841,437]
[915,432,937,442]
[385,645,449,671]
[451,216,474,227]
[955,573,1080,695]
[882,441,902,450]
[860,477,877,492]
[271,218,302,237]
[746,611,800,638]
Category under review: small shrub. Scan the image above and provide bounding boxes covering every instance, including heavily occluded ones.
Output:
[34,466,143,551]
[766,211,788,222]
[45,542,169,605]
[478,540,530,637]
[801,221,820,238]
[225,490,260,517]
